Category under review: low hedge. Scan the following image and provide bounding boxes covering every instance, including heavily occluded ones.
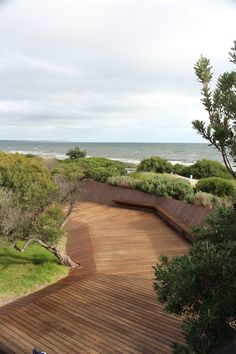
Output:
[195,177,236,197]
[108,174,193,201]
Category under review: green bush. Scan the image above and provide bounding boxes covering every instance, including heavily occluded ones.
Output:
[195,177,236,197]
[62,157,126,182]
[179,160,232,179]
[107,176,134,188]
[137,156,173,174]
[153,207,236,353]
[108,173,193,201]
[144,175,193,201]
[65,147,87,159]
[0,152,56,210]
[172,163,186,176]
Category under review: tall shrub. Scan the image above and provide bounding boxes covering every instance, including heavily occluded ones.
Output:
[154,207,236,353]
[138,156,173,174]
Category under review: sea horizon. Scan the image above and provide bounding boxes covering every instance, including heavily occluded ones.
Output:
[0,140,223,165]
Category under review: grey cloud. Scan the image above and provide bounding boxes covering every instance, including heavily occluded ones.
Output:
[0,0,235,141]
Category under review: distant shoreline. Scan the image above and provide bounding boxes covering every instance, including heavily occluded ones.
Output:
[0,150,200,167]
[0,141,224,165]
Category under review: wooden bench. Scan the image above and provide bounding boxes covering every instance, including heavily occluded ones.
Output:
[113,199,192,242]
[113,199,156,211]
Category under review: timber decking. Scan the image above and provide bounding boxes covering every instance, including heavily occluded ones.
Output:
[112,199,191,241]
[0,202,190,354]
[79,180,211,230]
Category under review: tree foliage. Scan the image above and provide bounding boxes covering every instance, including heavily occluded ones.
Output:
[66,146,87,160]
[0,152,56,210]
[192,41,236,179]
[138,156,173,173]
[0,153,78,267]
[153,207,236,353]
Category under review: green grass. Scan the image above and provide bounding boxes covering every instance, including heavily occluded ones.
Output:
[0,242,68,305]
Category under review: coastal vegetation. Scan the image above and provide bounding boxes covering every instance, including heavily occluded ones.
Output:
[108,173,194,201]
[0,153,79,268]
[179,160,233,180]
[66,146,87,160]
[0,152,128,301]
[62,156,126,182]
[137,156,173,174]
[154,207,236,353]
[107,168,235,207]
[137,156,233,180]
[195,177,236,198]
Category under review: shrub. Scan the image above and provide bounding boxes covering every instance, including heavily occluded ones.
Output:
[180,160,232,179]
[172,163,186,176]
[107,176,134,188]
[0,153,56,210]
[195,177,236,198]
[63,157,126,182]
[192,191,233,208]
[65,147,87,160]
[137,156,173,174]
[149,175,193,201]
[153,207,236,353]
[133,178,157,194]
[108,173,194,201]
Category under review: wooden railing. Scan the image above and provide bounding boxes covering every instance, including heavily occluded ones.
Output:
[79,180,212,242]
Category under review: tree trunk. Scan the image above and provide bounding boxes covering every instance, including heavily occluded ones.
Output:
[36,239,79,268]
[61,201,75,228]
[16,237,79,268]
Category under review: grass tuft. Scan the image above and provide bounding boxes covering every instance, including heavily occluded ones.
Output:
[0,242,68,305]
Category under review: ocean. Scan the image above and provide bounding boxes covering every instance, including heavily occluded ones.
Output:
[0,141,224,165]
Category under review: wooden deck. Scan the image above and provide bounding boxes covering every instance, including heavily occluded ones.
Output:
[0,202,190,354]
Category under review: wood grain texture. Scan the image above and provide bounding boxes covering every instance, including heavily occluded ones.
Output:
[0,202,190,354]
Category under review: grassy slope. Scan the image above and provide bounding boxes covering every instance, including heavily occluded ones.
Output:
[0,242,68,306]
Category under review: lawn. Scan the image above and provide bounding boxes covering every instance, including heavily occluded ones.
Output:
[0,242,68,306]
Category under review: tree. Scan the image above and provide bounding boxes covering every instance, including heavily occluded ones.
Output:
[0,153,78,268]
[153,207,236,353]
[192,40,236,179]
[52,162,85,224]
[66,147,87,160]
[0,188,23,245]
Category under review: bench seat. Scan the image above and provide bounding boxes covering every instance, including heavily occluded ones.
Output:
[112,199,192,242]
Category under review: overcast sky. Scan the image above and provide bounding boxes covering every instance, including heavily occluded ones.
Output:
[0,0,235,142]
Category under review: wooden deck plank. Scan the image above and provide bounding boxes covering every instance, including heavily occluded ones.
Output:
[42,288,174,352]
[0,202,190,354]
[33,291,165,353]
